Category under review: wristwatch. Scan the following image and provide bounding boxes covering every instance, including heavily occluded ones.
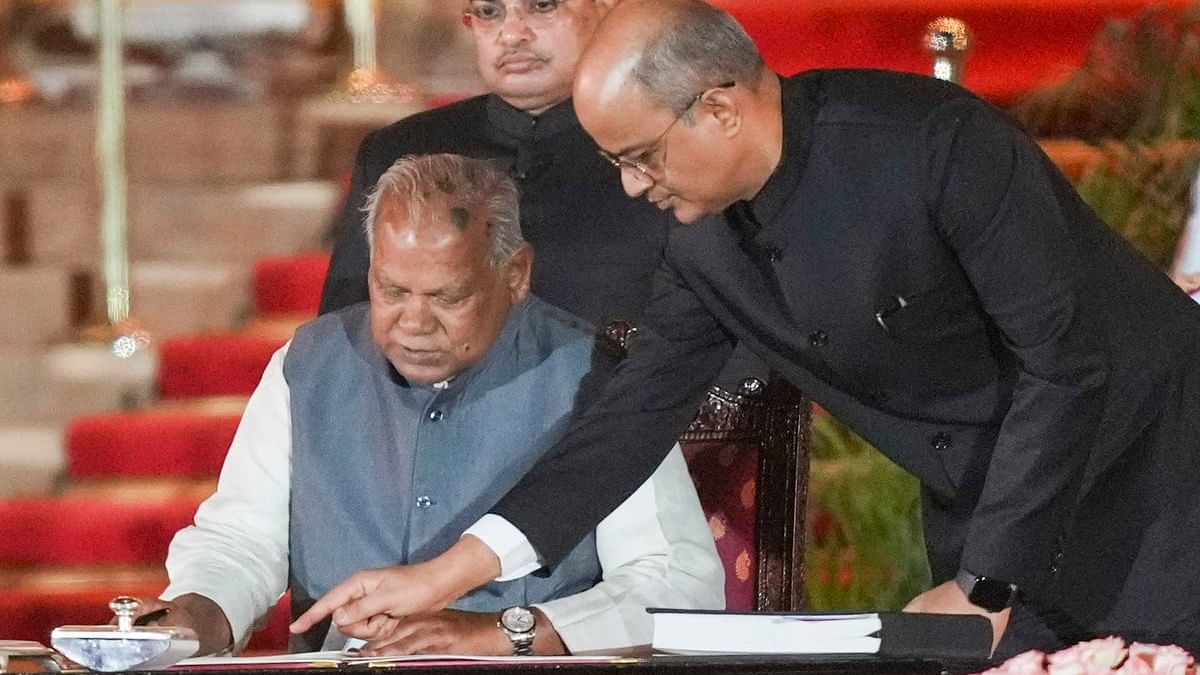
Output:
[955,569,1018,612]
[498,606,536,656]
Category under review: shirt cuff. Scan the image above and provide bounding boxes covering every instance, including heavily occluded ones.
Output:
[463,514,542,582]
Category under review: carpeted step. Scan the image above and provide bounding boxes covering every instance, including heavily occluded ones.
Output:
[28,181,338,270]
[0,353,59,425]
[242,315,311,342]
[0,425,64,498]
[0,567,167,645]
[0,494,204,567]
[0,266,73,347]
[43,343,159,422]
[126,262,250,339]
[252,252,330,317]
[59,478,216,504]
[157,334,285,400]
[0,567,289,653]
[66,410,241,480]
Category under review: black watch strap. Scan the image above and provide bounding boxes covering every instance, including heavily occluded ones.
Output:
[955,569,1018,612]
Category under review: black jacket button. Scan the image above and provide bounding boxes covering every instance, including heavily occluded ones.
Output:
[807,330,829,347]
[930,432,953,451]
[763,246,783,262]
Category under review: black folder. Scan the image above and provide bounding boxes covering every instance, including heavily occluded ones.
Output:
[877,612,992,659]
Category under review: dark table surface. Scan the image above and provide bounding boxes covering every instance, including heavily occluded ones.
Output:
[151,654,991,675]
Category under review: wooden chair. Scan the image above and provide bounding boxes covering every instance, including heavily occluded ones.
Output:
[602,322,812,611]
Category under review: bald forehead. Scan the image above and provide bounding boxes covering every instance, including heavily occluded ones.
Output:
[577,4,664,97]
[376,196,488,250]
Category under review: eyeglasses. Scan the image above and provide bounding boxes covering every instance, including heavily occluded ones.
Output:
[463,0,568,30]
[596,81,735,182]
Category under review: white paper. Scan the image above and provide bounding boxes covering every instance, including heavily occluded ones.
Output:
[175,652,628,667]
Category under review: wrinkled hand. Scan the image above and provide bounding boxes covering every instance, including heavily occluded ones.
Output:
[351,610,510,657]
[113,594,232,657]
[289,535,500,638]
[903,580,1010,655]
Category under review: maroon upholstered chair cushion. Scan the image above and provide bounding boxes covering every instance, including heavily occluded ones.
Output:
[681,439,760,611]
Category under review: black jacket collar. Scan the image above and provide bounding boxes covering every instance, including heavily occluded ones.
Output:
[738,72,821,229]
[485,95,580,146]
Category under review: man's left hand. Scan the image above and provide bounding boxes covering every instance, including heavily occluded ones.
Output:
[289,535,500,637]
[352,610,510,657]
[903,580,1010,654]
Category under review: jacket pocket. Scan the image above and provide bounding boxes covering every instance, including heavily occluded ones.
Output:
[874,280,986,344]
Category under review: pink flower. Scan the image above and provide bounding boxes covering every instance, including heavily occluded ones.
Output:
[1129,643,1195,675]
[1046,658,1088,675]
[1075,637,1129,671]
[1003,649,1050,675]
[974,640,1195,675]
[1115,654,1153,675]
[1047,643,1090,675]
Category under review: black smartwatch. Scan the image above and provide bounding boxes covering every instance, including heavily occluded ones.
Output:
[954,569,1018,612]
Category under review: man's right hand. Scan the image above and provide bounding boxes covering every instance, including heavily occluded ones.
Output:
[128,594,233,657]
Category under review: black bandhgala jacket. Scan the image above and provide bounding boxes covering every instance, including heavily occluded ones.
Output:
[492,70,1200,648]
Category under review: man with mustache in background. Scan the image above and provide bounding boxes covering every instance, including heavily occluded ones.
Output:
[321,0,668,329]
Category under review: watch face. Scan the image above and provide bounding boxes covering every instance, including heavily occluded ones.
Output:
[969,577,1017,612]
[501,606,535,633]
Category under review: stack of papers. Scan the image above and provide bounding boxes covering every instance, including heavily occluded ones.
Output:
[650,610,883,655]
[175,652,633,668]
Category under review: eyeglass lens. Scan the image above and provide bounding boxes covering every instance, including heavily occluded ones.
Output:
[466,0,564,27]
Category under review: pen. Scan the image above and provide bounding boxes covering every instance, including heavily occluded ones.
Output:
[133,608,171,626]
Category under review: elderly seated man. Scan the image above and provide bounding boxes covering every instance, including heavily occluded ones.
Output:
[138,153,724,657]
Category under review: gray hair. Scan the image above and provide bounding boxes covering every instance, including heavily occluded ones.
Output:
[362,154,524,268]
[632,1,764,120]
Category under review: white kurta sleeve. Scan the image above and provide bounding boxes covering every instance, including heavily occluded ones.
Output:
[532,445,725,652]
[462,515,543,581]
[161,343,293,648]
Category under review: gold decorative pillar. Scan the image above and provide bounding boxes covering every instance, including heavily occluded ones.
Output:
[338,0,417,101]
[96,0,146,357]
[924,18,972,85]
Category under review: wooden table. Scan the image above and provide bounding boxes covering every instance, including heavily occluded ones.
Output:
[157,655,981,675]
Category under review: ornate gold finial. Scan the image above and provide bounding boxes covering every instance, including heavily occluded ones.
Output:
[0,4,38,105]
[331,0,420,104]
[923,17,973,84]
[334,66,420,104]
[0,77,36,105]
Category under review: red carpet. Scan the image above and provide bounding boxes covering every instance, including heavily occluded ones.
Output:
[66,412,240,480]
[252,253,330,317]
[0,579,290,653]
[0,496,202,566]
[157,334,285,399]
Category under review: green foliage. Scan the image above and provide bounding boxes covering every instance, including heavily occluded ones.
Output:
[1076,141,1200,269]
[1012,6,1200,141]
[1009,5,1200,271]
[804,412,930,611]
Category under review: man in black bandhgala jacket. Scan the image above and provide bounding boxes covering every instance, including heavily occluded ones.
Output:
[298,0,1200,660]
